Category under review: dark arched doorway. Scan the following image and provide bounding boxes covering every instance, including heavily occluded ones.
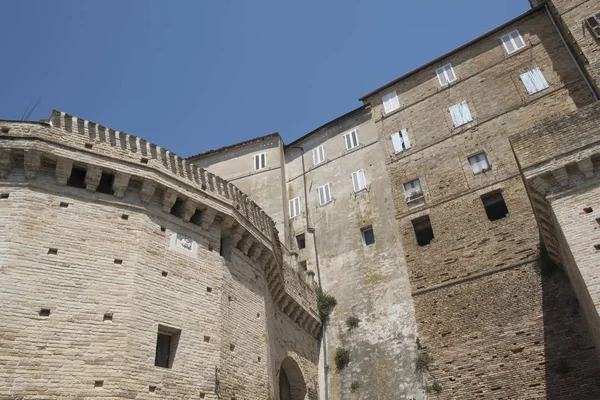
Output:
[279,356,306,400]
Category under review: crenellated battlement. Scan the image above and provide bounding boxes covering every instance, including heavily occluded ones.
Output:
[0,112,321,337]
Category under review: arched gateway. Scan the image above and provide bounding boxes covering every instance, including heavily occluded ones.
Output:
[279,357,307,400]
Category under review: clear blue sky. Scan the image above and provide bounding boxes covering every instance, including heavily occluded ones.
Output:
[1,1,530,157]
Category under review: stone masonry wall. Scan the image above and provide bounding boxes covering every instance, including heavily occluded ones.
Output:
[362,8,600,398]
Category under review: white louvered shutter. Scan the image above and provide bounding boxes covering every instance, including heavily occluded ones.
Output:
[289,197,300,218]
[459,102,472,124]
[520,71,536,94]
[449,104,463,127]
[318,184,331,205]
[383,91,400,114]
[313,145,325,165]
[351,170,366,192]
[391,132,403,153]
[531,68,549,92]
[401,128,411,150]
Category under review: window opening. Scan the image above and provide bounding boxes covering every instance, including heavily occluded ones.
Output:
[520,68,549,95]
[481,190,509,221]
[468,152,491,174]
[351,169,367,192]
[67,166,86,189]
[404,179,423,200]
[96,172,115,195]
[312,145,325,165]
[253,153,267,170]
[436,63,457,86]
[412,216,434,246]
[449,101,473,127]
[382,91,400,114]
[343,130,359,150]
[501,30,526,54]
[318,183,332,205]
[154,326,181,368]
[362,226,375,246]
[391,129,411,153]
[296,233,306,250]
[289,196,301,218]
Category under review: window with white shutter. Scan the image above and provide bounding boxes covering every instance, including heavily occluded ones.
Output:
[468,152,491,174]
[318,184,332,205]
[519,68,549,95]
[391,129,411,153]
[382,91,400,114]
[343,129,359,150]
[448,101,473,127]
[351,170,367,192]
[500,30,526,54]
[404,179,423,200]
[253,152,267,170]
[289,196,301,218]
[436,63,457,86]
[312,145,325,166]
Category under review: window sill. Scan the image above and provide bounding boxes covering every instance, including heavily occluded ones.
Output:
[406,195,425,209]
[473,168,492,176]
[379,106,403,121]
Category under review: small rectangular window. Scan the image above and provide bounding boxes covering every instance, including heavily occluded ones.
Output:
[343,130,359,150]
[296,233,306,250]
[361,226,375,246]
[382,91,400,114]
[391,129,411,153]
[448,101,473,128]
[404,179,422,200]
[67,166,87,189]
[154,326,181,368]
[481,190,509,221]
[412,216,434,247]
[289,196,301,218]
[468,152,491,174]
[253,153,267,170]
[501,30,526,54]
[351,169,367,192]
[585,13,600,38]
[436,63,457,86]
[318,183,332,205]
[312,145,325,165]
[520,68,549,95]
[96,172,115,195]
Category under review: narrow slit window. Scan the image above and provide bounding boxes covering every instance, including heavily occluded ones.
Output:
[404,179,423,200]
[96,173,115,195]
[391,129,411,153]
[468,152,491,174]
[501,30,526,54]
[520,68,549,95]
[382,91,400,114]
[253,153,267,170]
[412,216,434,246]
[154,326,181,368]
[289,196,301,219]
[481,190,509,221]
[436,63,457,86]
[361,226,375,246]
[296,233,306,250]
[67,166,87,189]
[585,13,600,38]
[318,183,332,205]
[351,169,367,192]
[449,101,473,127]
[312,145,325,166]
[343,130,359,150]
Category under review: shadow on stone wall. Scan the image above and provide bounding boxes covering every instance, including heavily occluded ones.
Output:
[541,255,600,399]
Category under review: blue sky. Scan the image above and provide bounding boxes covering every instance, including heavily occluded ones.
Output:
[1,1,530,157]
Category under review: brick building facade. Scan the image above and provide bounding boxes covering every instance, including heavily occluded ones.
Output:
[2,0,600,399]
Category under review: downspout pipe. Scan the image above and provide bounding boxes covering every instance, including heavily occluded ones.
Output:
[287,145,328,400]
[545,4,599,101]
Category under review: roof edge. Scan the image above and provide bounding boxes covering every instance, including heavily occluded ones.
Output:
[358,4,545,102]
[285,105,368,149]
[186,132,281,161]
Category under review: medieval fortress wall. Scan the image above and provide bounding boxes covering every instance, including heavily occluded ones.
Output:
[0,113,320,400]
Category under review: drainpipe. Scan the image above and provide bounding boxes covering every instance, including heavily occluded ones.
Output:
[545,4,599,101]
[287,146,328,400]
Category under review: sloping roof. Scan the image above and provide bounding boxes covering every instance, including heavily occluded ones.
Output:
[358,4,544,101]
[186,132,281,161]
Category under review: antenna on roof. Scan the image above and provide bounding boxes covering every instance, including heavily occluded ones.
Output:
[20,99,40,121]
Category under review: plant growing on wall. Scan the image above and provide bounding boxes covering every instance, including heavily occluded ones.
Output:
[334,347,350,371]
[346,316,360,331]
[350,380,361,393]
[415,340,432,373]
[317,288,337,323]
[426,377,442,395]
